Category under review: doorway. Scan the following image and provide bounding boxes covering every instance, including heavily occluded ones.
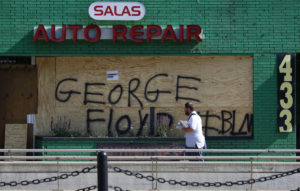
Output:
[0,57,37,150]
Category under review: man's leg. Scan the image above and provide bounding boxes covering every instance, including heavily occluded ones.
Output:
[185,147,198,156]
[199,143,207,159]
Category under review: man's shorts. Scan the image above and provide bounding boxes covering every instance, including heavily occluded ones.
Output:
[185,143,207,157]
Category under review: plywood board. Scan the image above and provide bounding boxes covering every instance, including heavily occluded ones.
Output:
[4,124,28,156]
[36,57,56,135]
[36,56,253,138]
[0,65,37,148]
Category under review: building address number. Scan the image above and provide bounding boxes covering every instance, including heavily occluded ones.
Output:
[277,53,295,133]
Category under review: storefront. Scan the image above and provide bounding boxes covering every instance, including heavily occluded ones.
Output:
[0,0,299,152]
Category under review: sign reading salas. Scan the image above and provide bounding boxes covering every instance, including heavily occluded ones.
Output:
[89,2,146,21]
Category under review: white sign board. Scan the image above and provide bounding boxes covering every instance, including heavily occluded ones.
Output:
[89,2,146,21]
[107,71,119,80]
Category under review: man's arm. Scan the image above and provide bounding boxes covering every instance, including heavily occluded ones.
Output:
[181,115,196,132]
[181,127,195,133]
[182,116,196,133]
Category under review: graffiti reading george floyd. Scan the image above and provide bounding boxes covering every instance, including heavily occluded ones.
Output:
[36,56,253,138]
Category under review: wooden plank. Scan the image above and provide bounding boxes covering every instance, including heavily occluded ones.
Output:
[53,56,252,108]
[53,106,252,137]
[4,124,28,156]
[0,65,37,148]
[36,57,56,136]
[37,56,253,138]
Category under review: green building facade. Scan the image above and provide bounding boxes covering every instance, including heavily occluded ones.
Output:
[0,0,299,151]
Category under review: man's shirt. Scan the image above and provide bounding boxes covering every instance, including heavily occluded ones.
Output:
[185,111,206,148]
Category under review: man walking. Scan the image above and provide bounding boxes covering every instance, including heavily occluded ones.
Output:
[181,102,206,156]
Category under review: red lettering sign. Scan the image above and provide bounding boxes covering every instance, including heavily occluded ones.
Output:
[33,24,203,43]
[113,25,128,42]
[187,25,202,42]
[94,6,103,16]
[84,24,101,42]
[131,6,141,16]
[147,25,162,42]
[161,25,177,42]
[104,6,113,16]
[51,25,66,42]
[130,25,144,42]
[33,25,49,42]
[68,25,83,42]
[89,2,145,21]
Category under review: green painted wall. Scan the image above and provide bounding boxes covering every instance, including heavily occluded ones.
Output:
[1,0,299,150]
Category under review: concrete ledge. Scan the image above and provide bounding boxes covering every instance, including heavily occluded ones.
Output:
[0,161,299,190]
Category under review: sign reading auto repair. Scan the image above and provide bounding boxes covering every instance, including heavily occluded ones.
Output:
[33,2,203,43]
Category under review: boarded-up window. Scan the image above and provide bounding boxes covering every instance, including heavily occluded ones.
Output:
[37,56,253,138]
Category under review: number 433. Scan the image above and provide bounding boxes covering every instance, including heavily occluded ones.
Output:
[279,55,293,132]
